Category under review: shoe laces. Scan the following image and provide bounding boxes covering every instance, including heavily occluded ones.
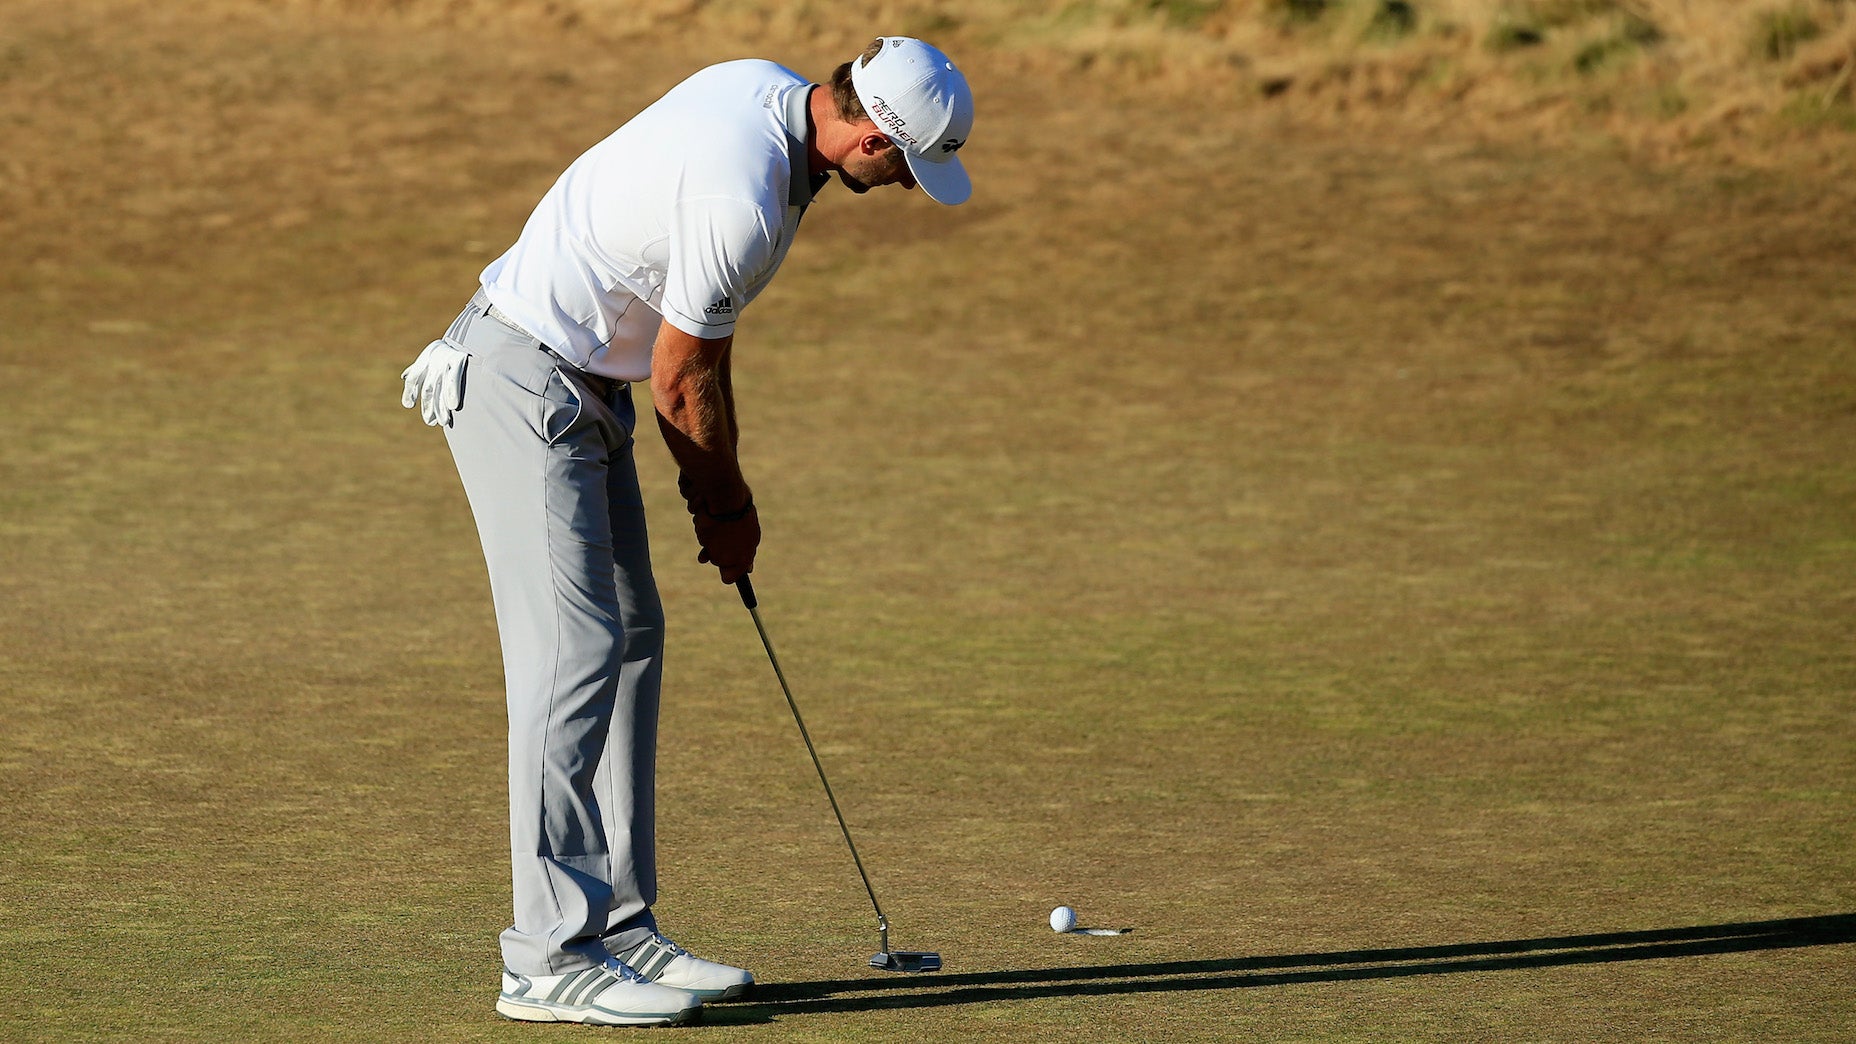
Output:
[599,953,649,982]
[646,931,692,959]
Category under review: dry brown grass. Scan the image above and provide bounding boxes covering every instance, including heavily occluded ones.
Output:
[243,0,1856,161]
[2,0,1853,1039]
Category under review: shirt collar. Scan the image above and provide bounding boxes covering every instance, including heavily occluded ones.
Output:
[784,83,830,208]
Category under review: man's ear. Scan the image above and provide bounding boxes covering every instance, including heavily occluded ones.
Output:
[860,132,892,156]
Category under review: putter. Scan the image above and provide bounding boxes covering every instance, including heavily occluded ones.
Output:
[735,576,942,974]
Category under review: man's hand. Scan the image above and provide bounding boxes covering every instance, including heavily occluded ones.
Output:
[691,500,759,584]
[400,339,469,427]
[652,321,759,581]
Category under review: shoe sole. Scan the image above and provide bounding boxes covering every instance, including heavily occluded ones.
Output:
[496,996,702,1027]
[688,981,752,1002]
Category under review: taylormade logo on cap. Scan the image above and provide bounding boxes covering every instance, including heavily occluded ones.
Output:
[849,37,975,206]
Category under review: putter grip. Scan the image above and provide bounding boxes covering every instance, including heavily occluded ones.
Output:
[736,575,757,610]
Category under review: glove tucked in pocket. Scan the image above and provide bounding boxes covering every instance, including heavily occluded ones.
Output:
[400,338,470,427]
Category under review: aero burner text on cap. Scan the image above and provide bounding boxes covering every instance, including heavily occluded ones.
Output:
[849,37,975,206]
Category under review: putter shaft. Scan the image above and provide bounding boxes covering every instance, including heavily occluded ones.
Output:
[736,577,889,938]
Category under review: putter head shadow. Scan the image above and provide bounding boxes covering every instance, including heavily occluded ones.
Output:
[870,950,942,973]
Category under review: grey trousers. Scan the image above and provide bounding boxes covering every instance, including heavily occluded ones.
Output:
[440,290,663,976]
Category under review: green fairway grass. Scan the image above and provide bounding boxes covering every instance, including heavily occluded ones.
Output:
[2,1,1852,1040]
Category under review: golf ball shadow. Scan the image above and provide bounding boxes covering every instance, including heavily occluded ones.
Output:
[1048,905,1134,936]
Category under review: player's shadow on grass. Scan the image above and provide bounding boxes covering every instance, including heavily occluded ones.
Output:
[710,913,1854,1023]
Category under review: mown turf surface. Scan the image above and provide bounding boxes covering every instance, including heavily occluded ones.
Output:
[2,2,1852,1040]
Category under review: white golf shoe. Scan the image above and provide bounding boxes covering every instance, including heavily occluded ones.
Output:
[608,930,755,1001]
[496,955,702,1026]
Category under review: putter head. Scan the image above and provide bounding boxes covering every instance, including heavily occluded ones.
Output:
[870,950,942,973]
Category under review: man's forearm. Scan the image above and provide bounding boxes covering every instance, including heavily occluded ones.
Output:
[719,348,739,454]
[651,325,750,513]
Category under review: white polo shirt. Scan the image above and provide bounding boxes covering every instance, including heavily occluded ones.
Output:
[480,60,825,382]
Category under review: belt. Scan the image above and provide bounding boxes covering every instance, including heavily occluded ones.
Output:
[485,302,619,400]
[484,302,524,331]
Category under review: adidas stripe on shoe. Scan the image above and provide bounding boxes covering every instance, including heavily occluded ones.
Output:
[609,931,755,1001]
[496,956,702,1026]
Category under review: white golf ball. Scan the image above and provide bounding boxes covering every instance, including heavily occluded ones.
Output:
[1049,905,1077,933]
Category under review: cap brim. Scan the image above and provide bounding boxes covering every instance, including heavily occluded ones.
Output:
[906,152,971,206]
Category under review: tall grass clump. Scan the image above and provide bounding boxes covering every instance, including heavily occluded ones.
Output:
[1366,0,1420,40]
[1753,3,1822,60]
[1571,8,1661,74]
[1145,0,1226,29]
[1268,0,1335,26]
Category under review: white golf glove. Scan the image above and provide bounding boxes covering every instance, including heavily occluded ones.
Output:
[400,338,469,427]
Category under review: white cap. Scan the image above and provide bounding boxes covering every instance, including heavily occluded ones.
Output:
[849,37,974,206]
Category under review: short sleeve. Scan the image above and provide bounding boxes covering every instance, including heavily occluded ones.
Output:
[661,195,776,340]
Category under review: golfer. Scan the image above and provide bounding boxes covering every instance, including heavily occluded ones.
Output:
[399,37,974,1027]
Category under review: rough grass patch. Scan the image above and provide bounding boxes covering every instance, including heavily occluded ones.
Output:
[1525,0,1627,29]
[1268,0,1333,27]
[1487,8,1548,51]
[1652,83,1689,117]
[1781,87,1856,128]
[1572,10,1662,74]
[1366,0,1420,41]
[1753,3,1823,60]
[1142,0,1224,29]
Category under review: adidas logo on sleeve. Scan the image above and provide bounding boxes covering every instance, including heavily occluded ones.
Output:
[702,295,734,316]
